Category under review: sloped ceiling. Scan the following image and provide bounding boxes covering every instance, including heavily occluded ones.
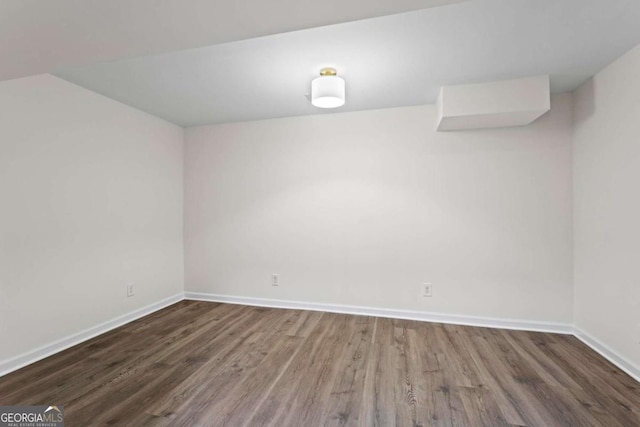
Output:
[55,0,640,126]
[0,0,463,81]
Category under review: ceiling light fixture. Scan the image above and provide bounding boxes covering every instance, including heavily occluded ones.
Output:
[311,67,345,109]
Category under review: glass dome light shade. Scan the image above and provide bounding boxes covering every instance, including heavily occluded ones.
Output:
[311,75,345,108]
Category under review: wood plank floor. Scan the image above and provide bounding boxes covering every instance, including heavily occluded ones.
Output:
[1,301,638,426]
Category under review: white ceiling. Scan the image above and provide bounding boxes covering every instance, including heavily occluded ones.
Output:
[0,0,462,81]
[53,0,640,126]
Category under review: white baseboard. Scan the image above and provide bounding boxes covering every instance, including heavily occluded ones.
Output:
[0,293,184,377]
[574,327,640,383]
[184,292,573,335]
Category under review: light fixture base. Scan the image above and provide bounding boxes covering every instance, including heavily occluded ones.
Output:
[319,67,338,77]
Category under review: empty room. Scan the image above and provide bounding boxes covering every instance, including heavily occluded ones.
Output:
[1,0,639,425]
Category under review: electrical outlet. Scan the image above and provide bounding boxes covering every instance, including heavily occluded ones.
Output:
[422,283,433,297]
[271,274,279,286]
[127,283,135,297]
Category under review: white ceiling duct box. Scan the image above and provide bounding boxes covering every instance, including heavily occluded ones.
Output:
[436,75,550,131]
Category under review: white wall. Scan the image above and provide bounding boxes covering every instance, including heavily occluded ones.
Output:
[184,94,574,324]
[573,45,640,371]
[0,75,184,363]
[2,47,637,379]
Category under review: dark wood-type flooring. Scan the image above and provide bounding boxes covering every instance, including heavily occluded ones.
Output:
[1,300,639,426]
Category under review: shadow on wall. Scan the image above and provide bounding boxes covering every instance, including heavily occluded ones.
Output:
[573,78,596,126]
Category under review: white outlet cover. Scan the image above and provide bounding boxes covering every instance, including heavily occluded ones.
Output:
[423,283,433,297]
